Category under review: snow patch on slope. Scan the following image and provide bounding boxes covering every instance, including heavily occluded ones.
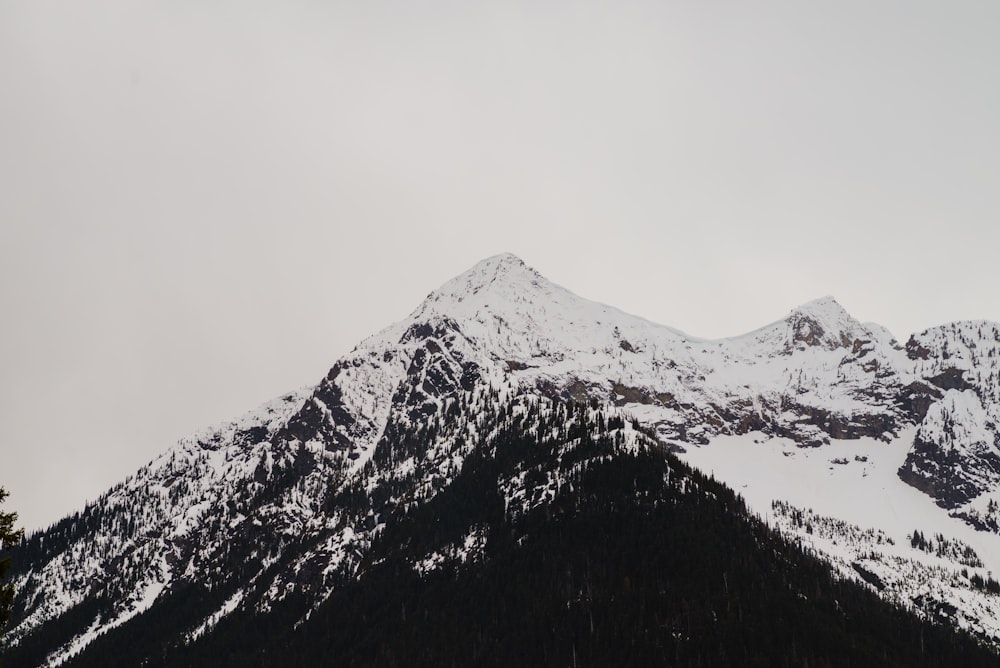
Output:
[681,431,1000,637]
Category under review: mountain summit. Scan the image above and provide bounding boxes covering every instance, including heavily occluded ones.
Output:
[415,252,543,308]
[785,295,870,349]
[6,255,1000,666]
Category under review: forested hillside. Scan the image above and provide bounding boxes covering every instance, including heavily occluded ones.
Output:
[37,403,997,668]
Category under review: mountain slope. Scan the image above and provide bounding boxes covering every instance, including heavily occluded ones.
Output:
[5,253,1000,665]
[33,402,1000,667]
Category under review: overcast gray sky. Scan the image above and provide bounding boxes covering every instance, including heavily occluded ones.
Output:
[2,0,998,532]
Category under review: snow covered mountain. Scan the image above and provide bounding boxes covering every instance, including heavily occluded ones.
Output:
[6,253,1000,665]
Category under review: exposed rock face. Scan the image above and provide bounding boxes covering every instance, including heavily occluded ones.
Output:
[277,364,358,452]
[365,262,1000,511]
[896,323,1000,507]
[898,389,1000,508]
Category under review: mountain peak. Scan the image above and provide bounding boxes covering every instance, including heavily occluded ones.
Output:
[794,295,840,311]
[411,253,548,317]
[786,296,864,349]
[457,252,534,289]
[481,251,527,266]
[13,254,1000,664]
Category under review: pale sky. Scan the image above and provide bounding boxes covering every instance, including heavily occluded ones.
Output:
[2,1,998,532]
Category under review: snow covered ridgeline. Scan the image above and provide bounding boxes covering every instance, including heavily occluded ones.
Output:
[7,253,1000,663]
[394,255,1000,501]
[4,388,317,665]
[5,373,658,666]
[338,254,1000,514]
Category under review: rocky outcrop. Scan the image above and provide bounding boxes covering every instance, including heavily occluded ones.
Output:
[898,389,1000,508]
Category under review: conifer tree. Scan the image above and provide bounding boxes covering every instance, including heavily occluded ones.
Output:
[0,487,23,653]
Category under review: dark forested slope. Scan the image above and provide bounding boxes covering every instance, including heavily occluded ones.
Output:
[51,403,997,668]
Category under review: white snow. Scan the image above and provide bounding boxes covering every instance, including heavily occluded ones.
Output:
[682,430,1000,573]
[680,430,1000,636]
[14,253,1000,655]
[188,589,245,642]
[414,526,487,575]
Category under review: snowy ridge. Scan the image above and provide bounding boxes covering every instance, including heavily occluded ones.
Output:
[9,253,1000,662]
[8,387,315,663]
